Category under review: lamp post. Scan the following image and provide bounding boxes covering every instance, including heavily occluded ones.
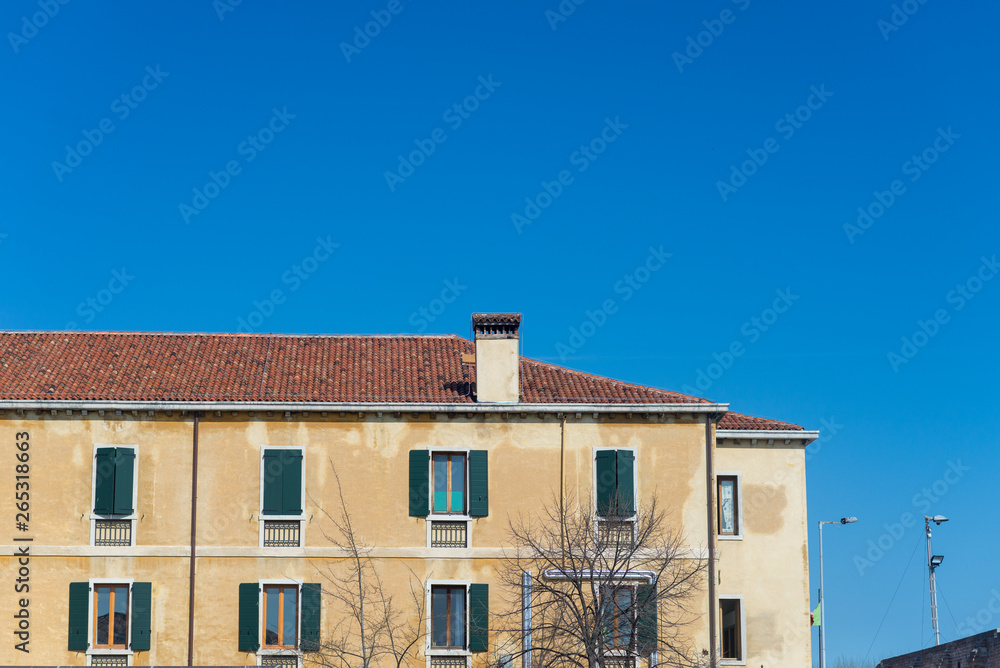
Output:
[925,515,948,646]
[819,517,858,668]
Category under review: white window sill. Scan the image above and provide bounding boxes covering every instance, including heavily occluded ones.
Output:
[259,648,303,655]
[87,649,133,655]
[720,659,746,666]
[259,515,305,521]
[718,534,743,541]
[429,514,471,521]
[427,649,471,656]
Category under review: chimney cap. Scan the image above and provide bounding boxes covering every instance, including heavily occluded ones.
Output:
[472,313,521,339]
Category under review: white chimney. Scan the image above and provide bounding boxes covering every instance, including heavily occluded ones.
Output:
[472,313,520,403]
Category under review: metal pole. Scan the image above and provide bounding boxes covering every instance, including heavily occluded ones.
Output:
[926,518,940,646]
[819,521,826,668]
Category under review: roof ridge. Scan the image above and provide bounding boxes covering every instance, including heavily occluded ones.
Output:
[0,330,465,339]
[519,355,710,403]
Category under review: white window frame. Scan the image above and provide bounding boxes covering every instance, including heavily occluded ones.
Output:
[716,472,743,541]
[425,446,471,519]
[257,578,305,666]
[258,446,306,548]
[86,577,135,665]
[592,447,639,520]
[718,595,746,666]
[425,579,472,665]
[89,444,139,547]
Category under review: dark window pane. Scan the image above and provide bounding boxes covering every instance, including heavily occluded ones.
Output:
[433,455,448,512]
[721,599,741,659]
[283,587,298,647]
[431,586,448,646]
[113,586,129,646]
[450,587,466,648]
[451,455,465,512]
[266,587,280,646]
[96,587,110,646]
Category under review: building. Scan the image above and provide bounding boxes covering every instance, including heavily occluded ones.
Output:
[0,313,816,667]
[877,631,1000,668]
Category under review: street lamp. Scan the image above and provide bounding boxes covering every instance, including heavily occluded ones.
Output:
[925,515,949,645]
[819,517,858,668]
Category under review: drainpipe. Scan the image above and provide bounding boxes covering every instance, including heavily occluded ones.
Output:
[560,415,566,568]
[705,415,718,668]
[187,412,202,666]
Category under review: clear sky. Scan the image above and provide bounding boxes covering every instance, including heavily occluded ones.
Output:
[2,0,998,664]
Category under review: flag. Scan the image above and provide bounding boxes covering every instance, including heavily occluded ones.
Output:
[811,603,821,627]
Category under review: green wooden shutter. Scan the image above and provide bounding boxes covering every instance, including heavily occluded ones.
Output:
[408,450,430,517]
[238,583,260,651]
[636,583,657,655]
[301,583,322,651]
[68,582,90,651]
[616,450,635,515]
[595,450,616,516]
[94,447,117,514]
[469,583,489,652]
[131,582,152,651]
[113,448,135,515]
[261,450,283,516]
[469,450,489,517]
[281,450,303,515]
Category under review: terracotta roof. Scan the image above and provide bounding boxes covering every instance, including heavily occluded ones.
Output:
[0,331,802,430]
[717,411,804,431]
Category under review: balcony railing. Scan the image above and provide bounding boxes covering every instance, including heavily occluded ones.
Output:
[601,657,636,668]
[598,520,634,548]
[431,521,467,548]
[261,656,299,668]
[94,519,132,547]
[263,520,301,547]
[90,655,129,666]
[430,656,469,668]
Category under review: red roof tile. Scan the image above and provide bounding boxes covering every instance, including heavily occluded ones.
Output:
[0,331,802,429]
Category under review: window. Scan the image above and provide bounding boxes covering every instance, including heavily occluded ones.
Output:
[427,583,489,655]
[263,585,298,649]
[260,448,304,547]
[602,587,634,651]
[433,453,466,514]
[408,450,489,519]
[717,474,741,539]
[719,597,744,662]
[67,581,151,657]
[431,585,466,649]
[600,583,656,657]
[91,447,136,547]
[238,582,321,655]
[594,449,636,518]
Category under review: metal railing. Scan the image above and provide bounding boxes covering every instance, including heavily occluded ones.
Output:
[261,656,299,668]
[598,520,635,547]
[430,656,469,668]
[94,520,132,547]
[263,520,301,547]
[90,655,129,666]
[601,656,636,668]
[431,521,467,548]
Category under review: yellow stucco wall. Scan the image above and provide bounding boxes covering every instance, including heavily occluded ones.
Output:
[0,412,806,666]
[716,443,812,668]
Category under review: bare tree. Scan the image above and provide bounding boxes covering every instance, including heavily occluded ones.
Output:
[309,461,426,668]
[492,491,709,668]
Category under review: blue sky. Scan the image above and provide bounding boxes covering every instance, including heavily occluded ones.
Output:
[2,0,998,663]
